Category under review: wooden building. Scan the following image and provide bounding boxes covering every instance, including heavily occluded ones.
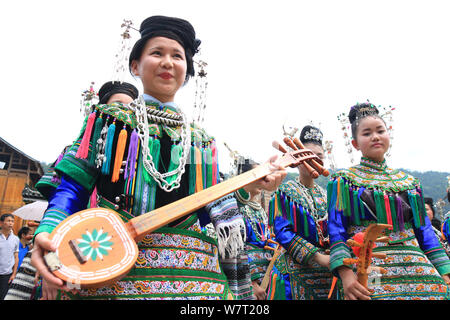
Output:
[0,137,44,234]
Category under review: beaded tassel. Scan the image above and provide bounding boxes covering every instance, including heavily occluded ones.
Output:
[384,193,394,230]
[142,136,161,185]
[336,178,344,211]
[149,137,161,186]
[206,147,213,188]
[51,151,65,183]
[395,194,405,231]
[412,192,423,228]
[101,119,116,175]
[374,190,385,223]
[167,142,183,185]
[76,111,96,159]
[202,146,207,188]
[142,137,154,183]
[292,201,297,233]
[352,189,361,225]
[89,114,104,165]
[285,196,291,222]
[357,187,366,220]
[407,191,419,228]
[268,197,274,226]
[389,195,398,231]
[328,179,338,216]
[301,206,309,238]
[194,145,203,192]
[275,192,282,218]
[124,129,139,180]
[111,125,128,183]
[326,180,333,213]
[188,145,196,195]
[90,186,98,208]
[280,193,287,220]
[210,140,218,185]
[343,183,351,217]
[96,116,109,169]
[416,188,427,225]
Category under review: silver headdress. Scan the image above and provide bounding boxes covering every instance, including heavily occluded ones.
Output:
[80,81,99,118]
[111,19,137,83]
[303,127,323,142]
[192,59,208,127]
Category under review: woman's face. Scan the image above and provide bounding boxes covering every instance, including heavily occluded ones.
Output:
[131,36,187,103]
[351,116,390,162]
[425,203,434,221]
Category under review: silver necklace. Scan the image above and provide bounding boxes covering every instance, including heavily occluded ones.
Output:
[130,96,191,192]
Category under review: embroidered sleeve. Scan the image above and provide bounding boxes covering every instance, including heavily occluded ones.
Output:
[273,216,317,265]
[327,179,353,276]
[414,215,450,275]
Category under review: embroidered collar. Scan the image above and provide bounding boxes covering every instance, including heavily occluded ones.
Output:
[142,93,180,114]
[360,157,388,171]
[332,157,420,192]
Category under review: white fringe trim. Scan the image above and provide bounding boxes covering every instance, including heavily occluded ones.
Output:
[215,220,246,259]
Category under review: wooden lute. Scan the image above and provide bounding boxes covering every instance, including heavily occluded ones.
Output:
[343,223,390,288]
[44,140,328,288]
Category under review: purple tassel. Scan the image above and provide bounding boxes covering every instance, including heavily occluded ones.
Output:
[396,194,404,231]
[280,192,287,219]
[349,186,355,221]
[124,129,139,180]
[50,151,65,183]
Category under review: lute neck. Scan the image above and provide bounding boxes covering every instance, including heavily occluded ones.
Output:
[126,162,274,241]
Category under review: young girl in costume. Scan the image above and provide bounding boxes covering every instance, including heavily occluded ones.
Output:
[269,125,333,300]
[234,158,281,300]
[31,15,286,300]
[329,102,450,300]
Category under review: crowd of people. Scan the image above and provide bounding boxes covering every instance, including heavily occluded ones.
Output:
[0,14,449,301]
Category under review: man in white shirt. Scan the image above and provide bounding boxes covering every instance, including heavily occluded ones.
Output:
[0,214,19,299]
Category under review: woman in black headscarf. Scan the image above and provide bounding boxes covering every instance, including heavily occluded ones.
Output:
[32,15,286,300]
[98,81,139,104]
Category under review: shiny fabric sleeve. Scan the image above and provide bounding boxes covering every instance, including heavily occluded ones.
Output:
[328,179,352,276]
[35,175,91,236]
[244,219,266,248]
[413,215,450,275]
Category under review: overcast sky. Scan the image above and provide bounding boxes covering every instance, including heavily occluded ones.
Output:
[1,0,449,176]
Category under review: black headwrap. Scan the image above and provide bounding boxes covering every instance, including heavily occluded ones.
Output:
[299,125,323,146]
[98,81,139,104]
[128,15,201,80]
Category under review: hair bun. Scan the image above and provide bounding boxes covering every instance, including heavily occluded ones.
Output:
[299,125,323,146]
[348,102,380,124]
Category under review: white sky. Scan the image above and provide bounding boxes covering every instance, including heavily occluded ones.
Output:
[1,0,449,175]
